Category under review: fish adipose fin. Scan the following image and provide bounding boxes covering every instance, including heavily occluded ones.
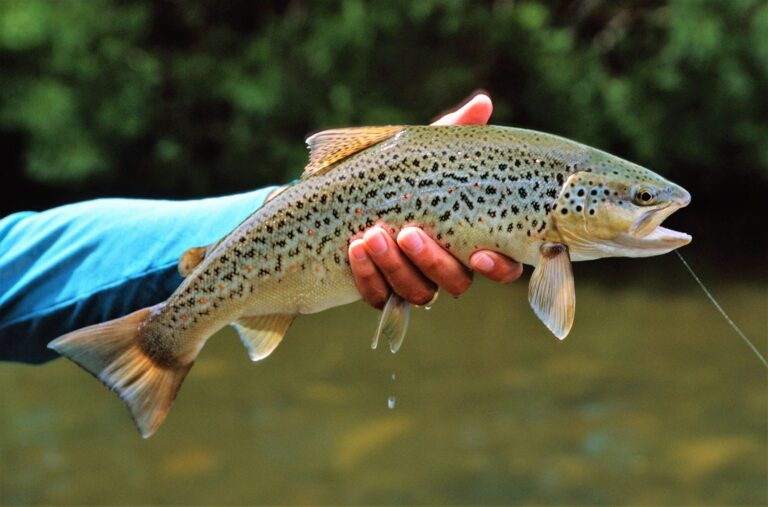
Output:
[528,243,576,340]
[371,294,411,353]
[48,305,192,439]
[178,246,210,277]
[304,126,405,177]
[233,314,295,362]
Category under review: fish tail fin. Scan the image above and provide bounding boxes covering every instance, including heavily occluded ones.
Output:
[48,304,192,439]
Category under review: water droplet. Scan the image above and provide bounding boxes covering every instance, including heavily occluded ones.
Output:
[387,396,396,409]
[424,305,432,311]
[391,372,396,381]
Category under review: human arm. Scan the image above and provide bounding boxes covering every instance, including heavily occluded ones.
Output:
[0,189,277,363]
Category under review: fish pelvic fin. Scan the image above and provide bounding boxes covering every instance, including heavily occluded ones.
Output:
[528,242,576,340]
[371,294,411,353]
[232,314,295,362]
[48,304,192,439]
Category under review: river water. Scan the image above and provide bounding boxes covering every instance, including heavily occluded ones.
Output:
[1,277,765,504]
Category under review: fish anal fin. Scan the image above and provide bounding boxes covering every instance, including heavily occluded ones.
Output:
[528,242,576,340]
[371,294,411,353]
[48,304,192,438]
[304,126,406,177]
[178,246,209,277]
[233,314,295,362]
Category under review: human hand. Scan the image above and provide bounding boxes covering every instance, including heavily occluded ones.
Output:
[349,93,523,309]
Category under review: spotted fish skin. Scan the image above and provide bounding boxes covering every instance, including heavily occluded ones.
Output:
[48,125,692,438]
[157,127,579,348]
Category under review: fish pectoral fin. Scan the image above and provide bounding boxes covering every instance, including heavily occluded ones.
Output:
[371,294,411,353]
[303,126,406,177]
[178,246,211,277]
[528,242,576,340]
[233,314,295,362]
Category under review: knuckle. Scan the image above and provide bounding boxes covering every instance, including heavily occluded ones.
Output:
[408,288,435,306]
[447,276,472,296]
[368,292,389,310]
[500,264,523,284]
[419,254,443,274]
[378,258,404,277]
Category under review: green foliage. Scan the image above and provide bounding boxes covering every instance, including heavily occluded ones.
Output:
[1,0,765,208]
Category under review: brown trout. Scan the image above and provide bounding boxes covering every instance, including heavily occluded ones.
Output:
[49,125,691,437]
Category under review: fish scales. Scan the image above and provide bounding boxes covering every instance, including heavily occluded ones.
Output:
[48,124,692,438]
[162,127,572,336]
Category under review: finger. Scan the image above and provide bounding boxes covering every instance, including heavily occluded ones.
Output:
[470,250,524,284]
[396,227,473,297]
[349,239,390,309]
[431,92,493,126]
[362,227,437,306]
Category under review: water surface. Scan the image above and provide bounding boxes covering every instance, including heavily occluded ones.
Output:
[1,280,765,505]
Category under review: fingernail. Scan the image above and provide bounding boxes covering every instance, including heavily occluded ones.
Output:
[473,252,495,273]
[365,230,388,255]
[399,229,424,254]
[350,241,368,261]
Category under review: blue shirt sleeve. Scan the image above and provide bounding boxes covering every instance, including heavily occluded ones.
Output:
[0,188,277,364]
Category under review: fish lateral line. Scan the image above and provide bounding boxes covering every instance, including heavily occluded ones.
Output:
[675,250,768,369]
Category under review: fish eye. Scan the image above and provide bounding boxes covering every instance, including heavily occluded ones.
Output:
[634,188,656,206]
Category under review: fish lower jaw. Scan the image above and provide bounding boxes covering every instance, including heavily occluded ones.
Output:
[609,225,692,258]
[565,224,692,261]
[642,225,692,245]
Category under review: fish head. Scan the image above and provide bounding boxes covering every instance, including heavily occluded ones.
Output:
[553,155,691,260]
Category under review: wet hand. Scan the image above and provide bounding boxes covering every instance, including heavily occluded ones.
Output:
[349,93,523,309]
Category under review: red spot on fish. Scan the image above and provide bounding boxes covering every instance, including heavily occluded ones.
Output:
[218,283,225,290]
[473,182,481,189]
[181,315,189,321]
[428,222,435,228]
[246,265,253,272]
[308,229,314,236]
[199,297,207,305]
[355,208,362,215]
[402,193,409,201]
[314,265,322,273]
[447,188,454,194]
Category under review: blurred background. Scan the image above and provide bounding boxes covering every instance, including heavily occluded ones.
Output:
[1,0,766,505]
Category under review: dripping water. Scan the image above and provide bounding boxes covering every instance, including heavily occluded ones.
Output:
[388,372,397,409]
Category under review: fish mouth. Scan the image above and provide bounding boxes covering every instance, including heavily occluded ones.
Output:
[617,200,692,255]
[638,224,692,246]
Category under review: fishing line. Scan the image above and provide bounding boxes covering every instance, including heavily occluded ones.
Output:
[675,250,768,369]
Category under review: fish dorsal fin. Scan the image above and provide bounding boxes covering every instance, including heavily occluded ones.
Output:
[528,242,576,340]
[232,314,295,362]
[371,294,411,353]
[303,126,405,177]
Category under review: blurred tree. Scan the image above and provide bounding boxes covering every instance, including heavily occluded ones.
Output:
[1,0,765,263]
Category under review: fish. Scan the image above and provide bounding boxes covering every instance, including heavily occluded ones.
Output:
[48,125,691,437]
